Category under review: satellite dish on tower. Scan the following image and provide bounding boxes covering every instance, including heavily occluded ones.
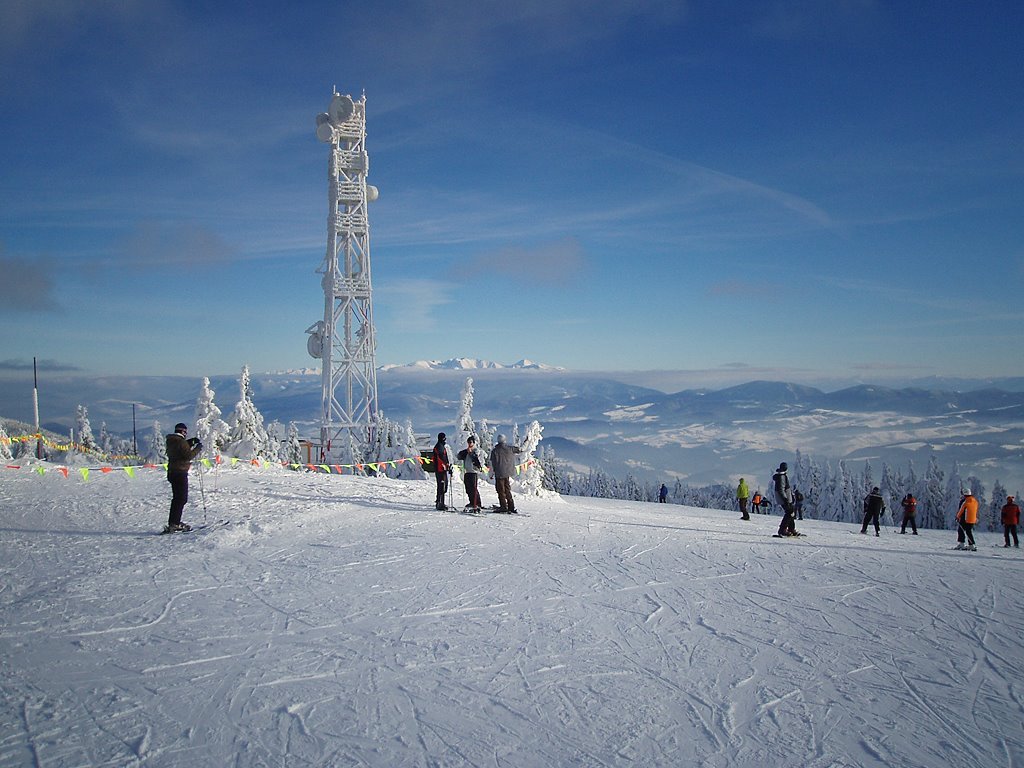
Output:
[328,94,354,126]
[315,112,334,143]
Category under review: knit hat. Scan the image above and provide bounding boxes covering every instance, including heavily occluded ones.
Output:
[438,432,446,441]
[497,434,507,444]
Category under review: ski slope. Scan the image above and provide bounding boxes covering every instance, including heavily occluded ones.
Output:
[2,465,1022,767]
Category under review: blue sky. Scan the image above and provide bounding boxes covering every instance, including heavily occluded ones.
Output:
[1,0,1022,387]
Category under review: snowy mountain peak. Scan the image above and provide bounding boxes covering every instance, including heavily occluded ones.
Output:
[378,358,563,372]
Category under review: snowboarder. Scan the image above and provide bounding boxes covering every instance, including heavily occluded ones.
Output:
[899,493,918,535]
[955,489,979,551]
[1001,495,1020,548]
[432,432,452,510]
[860,487,884,537]
[659,484,668,503]
[737,477,750,520]
[165,423,202,532]
[457,435,485,511]
[773,462,798,536]
[793,488,804,520]
[489,434,522,513]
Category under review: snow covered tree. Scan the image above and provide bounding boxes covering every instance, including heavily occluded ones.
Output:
[396,419,425,479]
[0,422,13,462]
[193,376,230,459]
[281,422,304,465]
[223,365,272,461]
[145,422,167,464]
[477,417,496,458]
[921,455,946,530]
[98,422,113,456]
[74,405,96,453]
[944,463,965,530]
[988,480,1008,532]
[266,420,284,461]
[456,377,476,448]
[879,462,899,527]
[513,420,544,496]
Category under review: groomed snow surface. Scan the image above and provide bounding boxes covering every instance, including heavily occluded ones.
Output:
[2,466,1022,767]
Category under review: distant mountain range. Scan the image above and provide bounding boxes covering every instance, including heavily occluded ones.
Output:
[377,358,564,372]
[2,365,1022,493]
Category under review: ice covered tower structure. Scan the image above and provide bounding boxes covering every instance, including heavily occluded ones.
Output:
[306,90,380,462]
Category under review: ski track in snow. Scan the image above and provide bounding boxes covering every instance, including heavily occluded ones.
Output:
[2,466,1024,766]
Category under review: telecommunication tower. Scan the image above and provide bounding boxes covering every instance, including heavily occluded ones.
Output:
[306,90,380,462]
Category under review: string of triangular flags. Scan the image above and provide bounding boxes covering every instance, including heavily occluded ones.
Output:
[2,452,535,482]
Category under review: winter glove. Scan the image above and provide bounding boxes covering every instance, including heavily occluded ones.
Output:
[188,437,200,447]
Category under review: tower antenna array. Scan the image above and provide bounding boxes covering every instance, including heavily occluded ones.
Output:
[306,90,380,462]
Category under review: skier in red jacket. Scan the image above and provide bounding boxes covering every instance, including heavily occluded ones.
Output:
[1002,496,1020,548]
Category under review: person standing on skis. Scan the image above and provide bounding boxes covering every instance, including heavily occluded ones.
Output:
[899,493,919,535]
[1001,495,1020,548]
[860,487,884,537]
[489,434,522,514]
[955,489,979,551]
[432,432,453,510]
[737,477,750,520]
[165,422,202,532]
[457,435,484,511]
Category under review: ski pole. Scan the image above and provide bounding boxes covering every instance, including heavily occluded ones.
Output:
[196,460,208,525]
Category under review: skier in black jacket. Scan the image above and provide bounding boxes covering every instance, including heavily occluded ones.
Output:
[774,462,798,536]
[165,423,202,532]
[431,433,452,510]
[861,487,885,536]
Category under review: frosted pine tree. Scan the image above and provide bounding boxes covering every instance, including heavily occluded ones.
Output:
[193,377,230,460]
[0,422,13,461]
[98,422,113,456]
[879,462,899,527]
[514,420,545,496]
[838,460,859,523]
[145,422,167,464]
[282,422,304,466]
[395,419,424,479]
[988,480,1008,532]
[224,365,272,461]
[75,405,96,453]
[943,463,966,530]
[266,420,284,462]
[919,455,942,529]
[477,418,496,458]
[455,377,476,449]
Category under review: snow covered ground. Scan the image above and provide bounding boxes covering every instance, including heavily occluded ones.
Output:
[2,465,1023,767]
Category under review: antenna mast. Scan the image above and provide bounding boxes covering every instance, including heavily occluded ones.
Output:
[306,91,380,463]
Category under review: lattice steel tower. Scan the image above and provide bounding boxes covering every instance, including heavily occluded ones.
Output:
[306,90,380,462]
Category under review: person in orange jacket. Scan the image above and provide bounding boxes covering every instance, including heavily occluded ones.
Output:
[1001,495,1020,548]
[955,489,979,551]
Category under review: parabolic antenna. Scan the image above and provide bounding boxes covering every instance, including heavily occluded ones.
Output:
[315,112,334,142]
[366,184,379,202]
[328,94,355,126]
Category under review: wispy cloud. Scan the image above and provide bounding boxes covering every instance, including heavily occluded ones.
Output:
[0,358,81,373]
[0,253,61,313]
[460,238,587,286]
[110,222,238,269]
[376,278,455,332]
